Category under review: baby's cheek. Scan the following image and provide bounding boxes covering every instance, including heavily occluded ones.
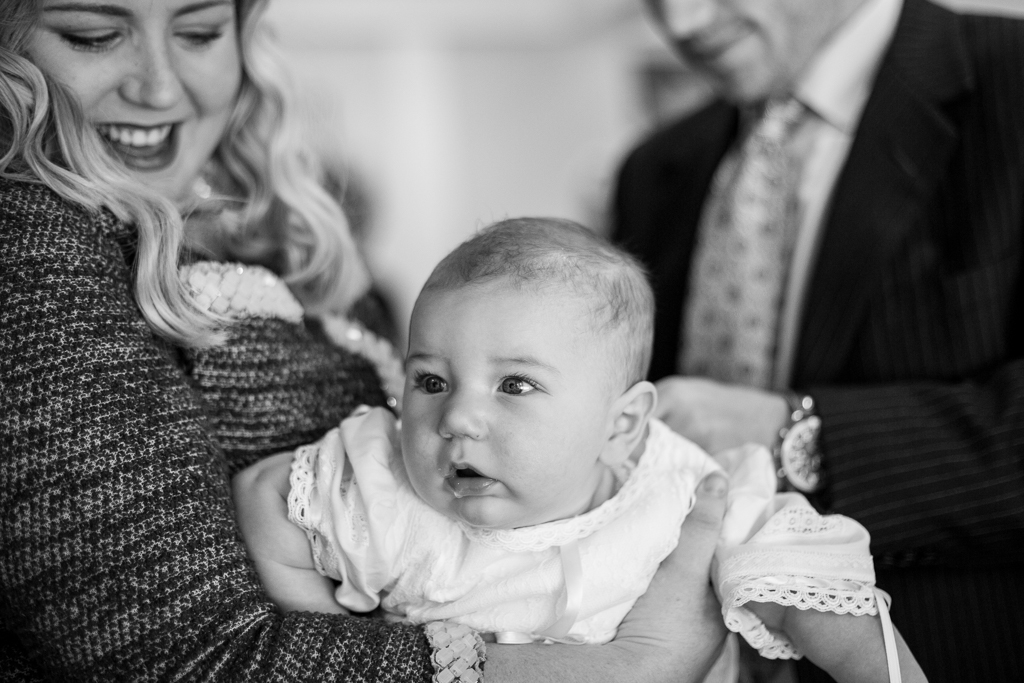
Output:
[404,455,434,492]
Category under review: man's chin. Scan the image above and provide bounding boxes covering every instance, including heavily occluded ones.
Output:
[690,51,782,105]
[707,69,778,105]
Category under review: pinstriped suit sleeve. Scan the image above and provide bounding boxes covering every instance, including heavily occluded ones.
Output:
[613,5,1024,679]
[812,365,1024,559]
[807,14,1024,561]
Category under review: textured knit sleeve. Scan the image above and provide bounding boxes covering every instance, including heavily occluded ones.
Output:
[0,180,434,682]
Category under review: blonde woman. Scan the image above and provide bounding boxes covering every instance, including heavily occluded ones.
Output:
[0,1,731,681]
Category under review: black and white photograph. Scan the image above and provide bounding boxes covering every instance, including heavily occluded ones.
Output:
[2,0,1022,681]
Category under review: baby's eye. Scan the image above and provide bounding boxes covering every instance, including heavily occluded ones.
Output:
[415,373,448,394]
[499,376,536,396]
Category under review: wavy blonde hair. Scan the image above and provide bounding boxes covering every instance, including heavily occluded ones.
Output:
[0,0,369,347]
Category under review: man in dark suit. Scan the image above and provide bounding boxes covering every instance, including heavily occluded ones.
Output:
[613,0,1024,680]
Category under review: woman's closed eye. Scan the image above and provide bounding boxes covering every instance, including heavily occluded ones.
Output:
[60,30,121,52]
[177,28,226,49]
[499,375,538,396]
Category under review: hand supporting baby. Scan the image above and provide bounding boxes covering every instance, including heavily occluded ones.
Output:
[745,600,926,683]
[485,472,733,683]
[233,451,350,616]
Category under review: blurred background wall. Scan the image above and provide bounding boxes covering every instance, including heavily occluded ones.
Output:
[264,0,1024,342]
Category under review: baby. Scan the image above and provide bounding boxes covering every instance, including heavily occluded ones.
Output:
[234,218,910,681]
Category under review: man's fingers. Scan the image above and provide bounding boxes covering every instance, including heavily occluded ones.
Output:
[667,473,728,571]
[692,472,728,522]
[616,471,729,667]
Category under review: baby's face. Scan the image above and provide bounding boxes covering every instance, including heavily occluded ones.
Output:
[401,280,621,530]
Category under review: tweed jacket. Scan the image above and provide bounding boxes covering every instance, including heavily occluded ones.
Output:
[0,177,434,681]
[612,0,1024,680]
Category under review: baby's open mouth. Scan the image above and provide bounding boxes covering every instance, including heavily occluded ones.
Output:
[445,465,497,498]
[96,123,177,171]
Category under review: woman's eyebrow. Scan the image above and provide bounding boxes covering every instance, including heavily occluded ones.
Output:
[175,0,234,18]
[42,1,233,17]
[42,3,131,17]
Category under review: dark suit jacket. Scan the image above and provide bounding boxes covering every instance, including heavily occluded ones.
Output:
[613,0,1024,680]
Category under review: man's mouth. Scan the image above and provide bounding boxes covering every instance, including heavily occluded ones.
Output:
[96,123,177,171]
[444,464,497,498]
[678,24,751,63]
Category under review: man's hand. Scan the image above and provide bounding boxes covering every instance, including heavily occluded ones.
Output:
[610,472,731,678]
[654,375,789,453]
[485,473,731,683]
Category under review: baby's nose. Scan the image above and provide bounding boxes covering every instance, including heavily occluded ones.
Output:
[438,393,486,440]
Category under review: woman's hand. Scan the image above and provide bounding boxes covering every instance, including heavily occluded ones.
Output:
[485,472,730,683]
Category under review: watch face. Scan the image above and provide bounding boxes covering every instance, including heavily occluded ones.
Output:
[780,415,823,493]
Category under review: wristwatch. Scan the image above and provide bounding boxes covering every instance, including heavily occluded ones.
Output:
[773,392,824,493]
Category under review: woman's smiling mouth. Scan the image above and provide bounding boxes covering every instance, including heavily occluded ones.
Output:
[97,123,177,171]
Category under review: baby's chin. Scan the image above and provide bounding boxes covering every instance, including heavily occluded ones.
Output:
[444,496,518,530]
[444,496,575,531]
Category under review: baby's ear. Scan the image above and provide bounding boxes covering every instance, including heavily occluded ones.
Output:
[599,381,657,468]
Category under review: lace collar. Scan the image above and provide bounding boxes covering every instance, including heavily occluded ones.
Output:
[460,420,677,552]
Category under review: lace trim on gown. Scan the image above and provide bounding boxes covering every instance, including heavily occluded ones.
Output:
[288,441,333,577]
[717,499,879,659]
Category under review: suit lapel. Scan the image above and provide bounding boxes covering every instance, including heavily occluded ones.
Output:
[650,103,739,280]
[795,0,974,383]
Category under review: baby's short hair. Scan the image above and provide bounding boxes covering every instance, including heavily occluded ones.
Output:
[422,217,654,387]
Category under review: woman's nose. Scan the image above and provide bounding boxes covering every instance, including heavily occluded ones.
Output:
[119,40,184,110]
[651,0,718,38]
[438,393,487,441]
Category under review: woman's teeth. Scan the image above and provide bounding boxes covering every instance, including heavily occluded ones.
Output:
[98,124,172,148]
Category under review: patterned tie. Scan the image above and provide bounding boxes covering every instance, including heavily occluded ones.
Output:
[680,98,805,389]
